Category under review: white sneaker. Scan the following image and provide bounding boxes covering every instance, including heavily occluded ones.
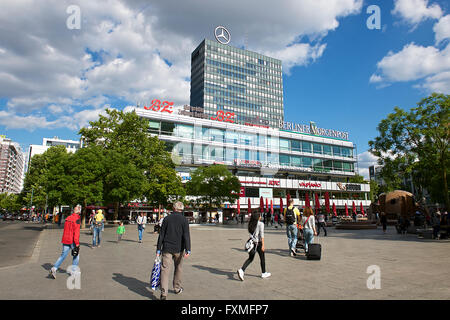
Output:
[49,267,56,279]
[261,272,271,279]
[237,268,244,281]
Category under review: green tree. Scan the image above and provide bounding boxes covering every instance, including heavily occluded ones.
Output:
[63,146,105,228]
[103,149,145,220]
[0,193,21,214]
[80,109,183,219]
[369,180,380,203]
[41,146,72,215]
[143,161,186,214]
[20,154,47,213]
[186,165,241,218]
[349,174,368,184]
[369,93,450,210]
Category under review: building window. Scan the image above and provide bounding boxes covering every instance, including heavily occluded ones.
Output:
[302,142,312,153]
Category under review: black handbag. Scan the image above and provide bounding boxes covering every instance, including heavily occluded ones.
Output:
[71,246,80,257]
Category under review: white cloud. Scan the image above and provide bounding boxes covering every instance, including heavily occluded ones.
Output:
[357,151,379,180]
[369,74,383,83]
[392,0,442,25]
[434,14,450,44]
[265,43,327,75]
[420,71,450,92]
[370,43,450,93]
[0,0,363,131]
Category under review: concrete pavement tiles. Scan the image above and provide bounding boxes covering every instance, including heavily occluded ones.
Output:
[0,223,449,300]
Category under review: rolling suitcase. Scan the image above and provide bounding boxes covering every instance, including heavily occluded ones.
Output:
[306,237,321,260]
[296,227,304,249]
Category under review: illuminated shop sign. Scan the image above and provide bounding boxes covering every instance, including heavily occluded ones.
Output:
[240,180,267,185]
[234,159,262,167]
[279,120,349,140]
[299,182,322,188]
[239,180,279,186]
[337,183,361,191]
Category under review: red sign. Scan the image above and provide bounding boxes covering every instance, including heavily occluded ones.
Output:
[244,123,269,129]
[299,182,322,188]
[234,159,261,167]
[211,110,235,123]
[240,181,267,185]
[239,187,245,197]
[268,180,280,186]
[144,99,174,113]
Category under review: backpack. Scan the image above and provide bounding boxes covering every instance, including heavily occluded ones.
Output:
[285,207,296,225]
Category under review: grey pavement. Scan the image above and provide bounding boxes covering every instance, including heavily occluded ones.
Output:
[0,222,449,300]
[0,221,44,268]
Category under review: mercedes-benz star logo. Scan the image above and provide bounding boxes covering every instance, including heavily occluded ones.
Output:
[214,26,231,45]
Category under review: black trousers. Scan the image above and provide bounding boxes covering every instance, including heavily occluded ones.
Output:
[242,242,266,273]
[317,222,327,236]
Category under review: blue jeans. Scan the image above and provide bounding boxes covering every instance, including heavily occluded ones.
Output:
[286,224,298,251]
[138,225,144,241]
[53,243,79,270]
[93,226,101,246]
[304,228,314,252]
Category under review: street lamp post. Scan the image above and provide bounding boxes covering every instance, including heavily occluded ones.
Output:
[30,187,34,220]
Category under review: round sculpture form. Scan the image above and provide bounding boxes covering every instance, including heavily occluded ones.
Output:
[378,190,417,220]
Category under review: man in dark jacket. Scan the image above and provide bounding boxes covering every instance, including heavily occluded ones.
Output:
[156,201,191,300]
[49,205,81,279]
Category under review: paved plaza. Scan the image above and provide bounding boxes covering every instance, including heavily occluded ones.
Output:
[0,221,449,300]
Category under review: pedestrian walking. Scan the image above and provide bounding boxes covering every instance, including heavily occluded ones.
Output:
[49,205,81,279]
[284,199,301,257]
[432,212,441,239]
[277,211,283,228]
[136,212,147,243]
[237,212,271,281]
[156,201,191,300]
[380,212,387,233]
[92,209,105,248]
[317,211,327,236]
[301,207,317,253]
[88,210,95,235]
[240,212,244,224]
[117,221,125,242]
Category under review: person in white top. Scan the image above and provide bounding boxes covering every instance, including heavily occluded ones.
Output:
[316,211,327,236]
[301,207,317,252]
[136,212,147,243]
[237,212,271,281]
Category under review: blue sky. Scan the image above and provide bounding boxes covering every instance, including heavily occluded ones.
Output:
[0,0,449,178]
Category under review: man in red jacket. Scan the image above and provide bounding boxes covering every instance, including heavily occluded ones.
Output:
[49,205,81,279]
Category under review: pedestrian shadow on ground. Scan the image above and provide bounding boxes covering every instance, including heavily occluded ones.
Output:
[107,239,139,243]
[23,226,44,232]
[192,264,256,281]
[41,263,71,278]
[79,242,92,248]
[231,247,309,260]
[112,273,157,300]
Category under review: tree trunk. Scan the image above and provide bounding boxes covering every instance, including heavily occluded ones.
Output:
[81,200,87,229]
[114,202,119,220]
[443,163,449,211]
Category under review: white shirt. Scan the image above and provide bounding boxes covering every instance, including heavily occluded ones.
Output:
[137,216,147,225]
[302,215,316,230]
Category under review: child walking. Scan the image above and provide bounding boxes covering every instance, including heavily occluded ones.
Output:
[117,221,125,242]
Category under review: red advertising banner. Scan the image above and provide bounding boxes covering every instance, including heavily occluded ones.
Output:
[239,187,245,197]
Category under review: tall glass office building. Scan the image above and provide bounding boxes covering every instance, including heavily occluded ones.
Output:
[190,39,284,128]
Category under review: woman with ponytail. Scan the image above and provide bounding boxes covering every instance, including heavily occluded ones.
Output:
[237,212,271,281]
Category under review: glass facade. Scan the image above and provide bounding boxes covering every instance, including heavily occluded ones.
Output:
[148,120,355,174]
[190,39,284,128]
